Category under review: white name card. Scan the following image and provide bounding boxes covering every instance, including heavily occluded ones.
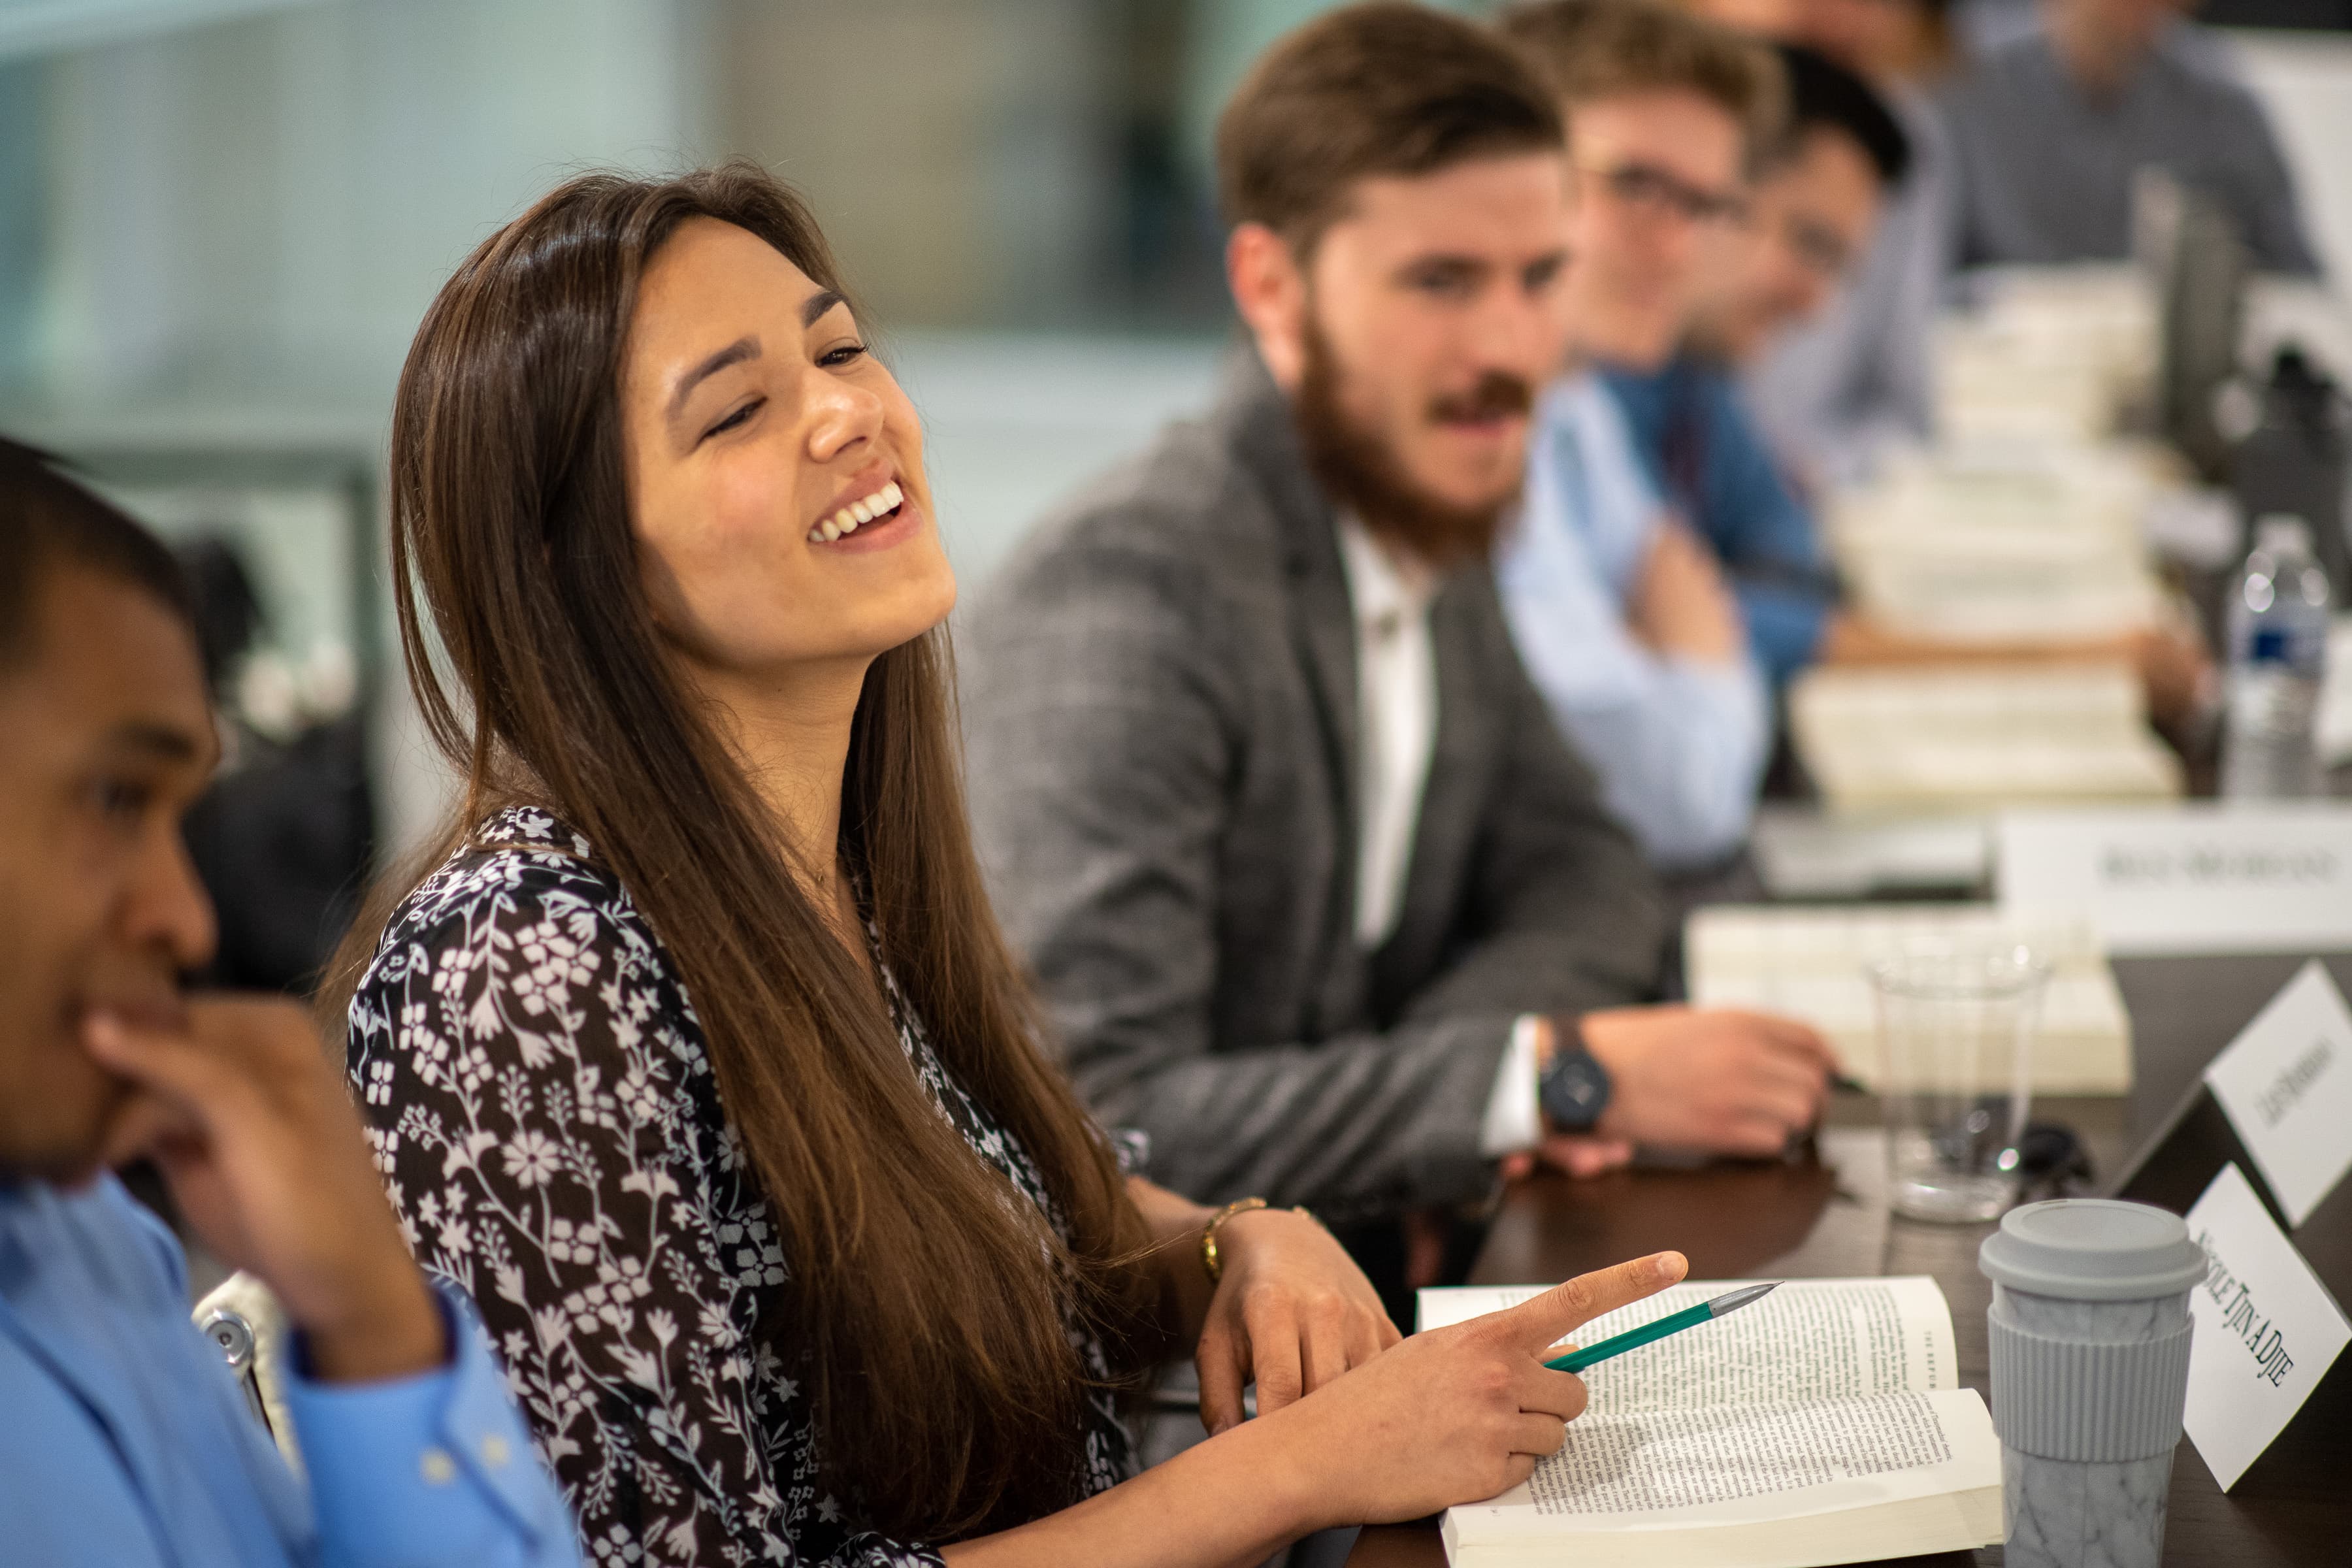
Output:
[1997,804,2352,956]
[2182,1163,2350,1490]
[2201,961,2352,1226]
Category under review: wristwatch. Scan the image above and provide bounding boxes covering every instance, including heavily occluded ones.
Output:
[1538,1030,1614,1132]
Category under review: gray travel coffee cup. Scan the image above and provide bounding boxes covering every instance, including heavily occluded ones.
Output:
[1979,1199,2208,1568]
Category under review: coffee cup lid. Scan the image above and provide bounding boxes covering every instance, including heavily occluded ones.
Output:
[1978,1199,2209,1300]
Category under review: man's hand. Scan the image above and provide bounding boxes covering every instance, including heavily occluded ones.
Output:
[1575,1005,1834,1157]
[1197,1206,1401,1435]
[1627,522,1742,664]
[84,996,445,1384]
[2131,625,2213,729]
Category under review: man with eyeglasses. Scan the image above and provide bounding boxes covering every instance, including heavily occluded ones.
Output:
[1602,41,1914,702]
[1584,25,2208,727]
[1488,0,1785,872]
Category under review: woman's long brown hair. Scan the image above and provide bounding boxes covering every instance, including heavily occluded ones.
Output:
[323,163,1160,1542]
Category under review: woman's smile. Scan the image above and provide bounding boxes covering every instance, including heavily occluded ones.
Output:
[807,474,917,551]
[815,491,921,554]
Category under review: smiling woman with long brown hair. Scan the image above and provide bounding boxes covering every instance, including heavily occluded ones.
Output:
[329,158,1682,1567]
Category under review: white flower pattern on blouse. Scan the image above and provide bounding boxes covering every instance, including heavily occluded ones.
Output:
[346,807,1136,1568]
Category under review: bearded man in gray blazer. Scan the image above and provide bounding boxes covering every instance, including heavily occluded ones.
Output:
[963,4,1831,1259]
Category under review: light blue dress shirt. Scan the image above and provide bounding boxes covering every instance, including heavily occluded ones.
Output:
[0,1173,581,1568]
[1497,374,1771,870]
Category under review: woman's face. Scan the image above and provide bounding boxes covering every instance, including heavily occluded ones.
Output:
[621,218,955,685]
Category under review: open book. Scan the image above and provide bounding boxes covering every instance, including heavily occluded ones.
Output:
[1417,1278,2002,1568]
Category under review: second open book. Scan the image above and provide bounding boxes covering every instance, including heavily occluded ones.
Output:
[1415,1278,2002,1568]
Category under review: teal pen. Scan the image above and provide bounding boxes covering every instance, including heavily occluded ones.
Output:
[1543,1281,1782,1373]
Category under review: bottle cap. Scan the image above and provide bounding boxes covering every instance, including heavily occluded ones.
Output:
[2255,514,2313,556]
[1978,1199,2208,1301]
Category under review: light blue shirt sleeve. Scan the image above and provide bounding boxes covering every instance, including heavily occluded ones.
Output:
[1499,380,1771,870]
[280,1284,581,1568]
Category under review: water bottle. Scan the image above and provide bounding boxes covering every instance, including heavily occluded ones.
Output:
[2220,515,2332,799]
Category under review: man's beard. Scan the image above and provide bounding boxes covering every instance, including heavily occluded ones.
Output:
[1291,315,1533,572]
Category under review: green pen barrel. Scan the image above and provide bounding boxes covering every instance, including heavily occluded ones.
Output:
[1544,1299,1714,1373]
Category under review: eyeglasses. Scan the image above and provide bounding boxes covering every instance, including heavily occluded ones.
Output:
[1578,159,1748,227]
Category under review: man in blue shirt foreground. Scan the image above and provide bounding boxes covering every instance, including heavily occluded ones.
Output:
[0,439,581,1568]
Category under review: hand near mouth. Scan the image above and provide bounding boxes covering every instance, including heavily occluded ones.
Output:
[84,997,448,1384]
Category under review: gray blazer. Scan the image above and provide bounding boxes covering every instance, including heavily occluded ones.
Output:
[960,354,1668,1221]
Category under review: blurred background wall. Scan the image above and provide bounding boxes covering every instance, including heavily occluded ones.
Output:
[0,0,2347,875]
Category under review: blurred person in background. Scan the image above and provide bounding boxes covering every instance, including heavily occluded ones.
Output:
[964,3,1833,1318]
[1561,32,1915,693]
[1486,0,1778,870]
[1487,0,1785,872]
[1675,0,1957,487]
[1942,0,2320,274]
[0,440,580,1568]
[1687,46,1915,378]
[329,157,1693,1567]
[172,536,374,996]
[1528,17,2209,720]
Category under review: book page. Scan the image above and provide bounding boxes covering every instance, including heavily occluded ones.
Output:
[1416,1278,1957,1409]
[1532,1390,1953,1514]
[1451,1388,2000,1536]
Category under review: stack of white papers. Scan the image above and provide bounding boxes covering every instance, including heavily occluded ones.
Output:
[1789,662,2182,815]
[1685,902,2132,1093]
[1931,265,2155,444]
[1825,444,2168,645]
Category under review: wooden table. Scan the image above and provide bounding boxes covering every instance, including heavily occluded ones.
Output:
[1347,953,2352,1567]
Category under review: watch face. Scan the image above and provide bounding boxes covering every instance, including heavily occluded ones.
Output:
[1542,1051,1612,1132]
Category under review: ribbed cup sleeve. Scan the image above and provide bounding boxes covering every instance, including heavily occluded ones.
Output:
[1989,1314,2195,1462]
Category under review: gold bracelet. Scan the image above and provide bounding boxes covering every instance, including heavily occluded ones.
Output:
[1200,1198,1320,1284]
[1200,1197,1268,1284]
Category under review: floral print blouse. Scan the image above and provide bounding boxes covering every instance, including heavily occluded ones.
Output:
[346,807,1135,1567]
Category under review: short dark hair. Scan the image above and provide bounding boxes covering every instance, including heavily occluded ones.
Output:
[0,438,193,670]
[1771,43,1910,189]
[1217,2,1564,256]
[1499,0,1786,168]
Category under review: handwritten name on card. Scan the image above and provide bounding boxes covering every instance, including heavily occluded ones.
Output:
[2183,1164,2351,1491]
[1997,805,2352,956]
[2202,962,2352,1228]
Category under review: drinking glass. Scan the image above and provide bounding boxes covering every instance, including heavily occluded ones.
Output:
[1868,943,2050,1222]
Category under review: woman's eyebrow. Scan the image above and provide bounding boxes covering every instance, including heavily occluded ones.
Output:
[667,336,760,422]
[800,288,845,328]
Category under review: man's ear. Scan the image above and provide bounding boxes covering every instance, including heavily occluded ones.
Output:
[1226,222,1311,393]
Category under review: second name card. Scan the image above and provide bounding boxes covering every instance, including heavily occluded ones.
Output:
[1997,804,2352,956]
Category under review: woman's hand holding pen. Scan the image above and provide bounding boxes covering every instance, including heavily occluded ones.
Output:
[1262,1250,1688,1531]
[1197,1205,1399,1435]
